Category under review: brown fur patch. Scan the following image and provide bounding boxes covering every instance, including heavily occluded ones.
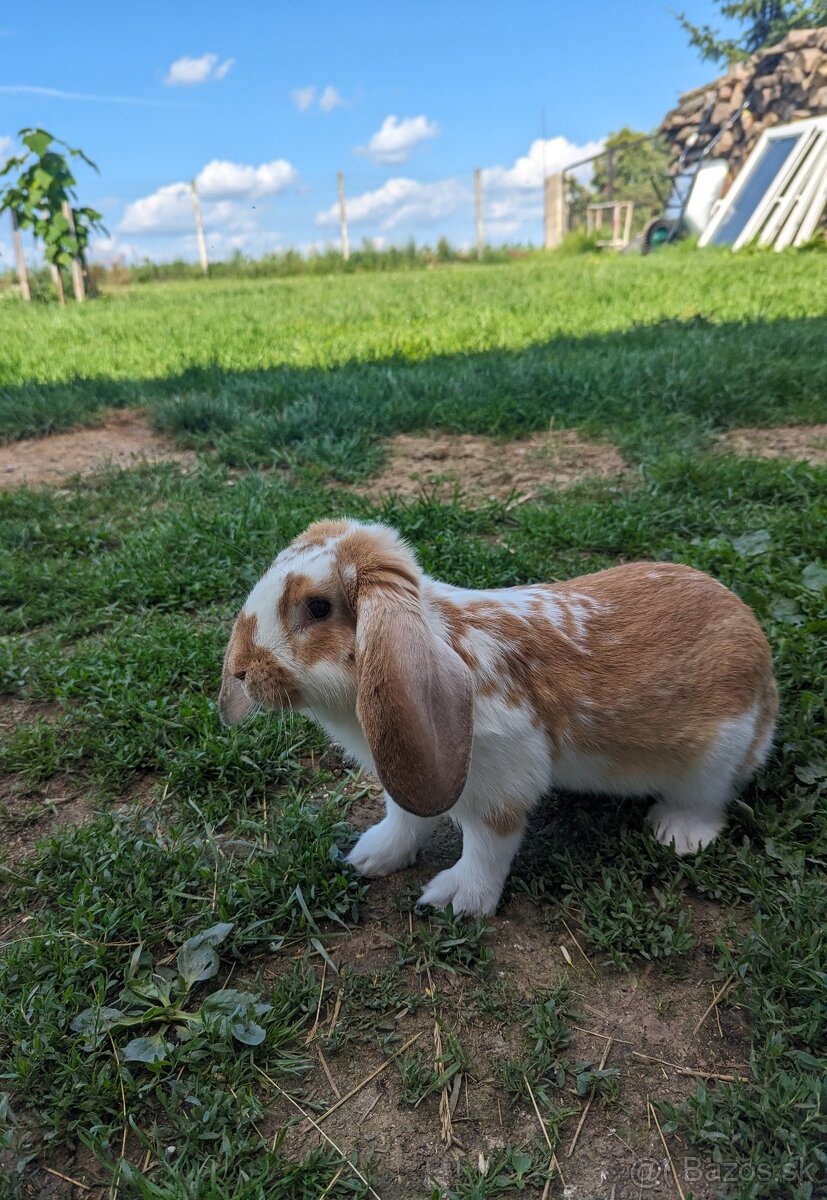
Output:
[293,519,351,549]
[483,807,526,837]
[337,527,421,606]
[277,570,357,670]
[432,562,776,774]
[277,572,313,628]
[231,611,260,667]
[332,526,474,816]
[225,611,302,708]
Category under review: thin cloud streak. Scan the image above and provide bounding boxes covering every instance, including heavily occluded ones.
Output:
[0,85,193,108]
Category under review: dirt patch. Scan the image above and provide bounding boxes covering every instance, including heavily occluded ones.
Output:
[715,423,827,464]
[0,773,94,869]
[357,430,626,504]
[0,698,161,867]
[272,892,744,1200]
[0,410,197,490]
[282,796,746,1200]
[0,700,89,867]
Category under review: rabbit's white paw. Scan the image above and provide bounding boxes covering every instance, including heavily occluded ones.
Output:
[418,864,500,917]
[347,819,419,877]
[646,801,722,856]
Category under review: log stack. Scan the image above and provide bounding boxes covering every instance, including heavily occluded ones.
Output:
[661,27,827,177]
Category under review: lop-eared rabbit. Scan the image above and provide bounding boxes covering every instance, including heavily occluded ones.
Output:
[220,519,777,916]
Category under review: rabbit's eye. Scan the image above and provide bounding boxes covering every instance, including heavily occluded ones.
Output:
[306,597,331,620]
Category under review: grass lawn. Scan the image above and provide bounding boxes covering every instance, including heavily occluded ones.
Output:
[0,251,825,1199]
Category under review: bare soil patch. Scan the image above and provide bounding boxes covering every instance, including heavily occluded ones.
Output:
[0,699,161,868]
[0,410,197,491]
[715,422,827,464]
[275,792,745,1200]
[358,430,626,504]
[0,699,90,867]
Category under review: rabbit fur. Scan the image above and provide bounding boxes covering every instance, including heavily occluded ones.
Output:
[219,518,777,916]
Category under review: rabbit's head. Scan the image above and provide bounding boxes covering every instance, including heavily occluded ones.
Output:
[219,519,473,816]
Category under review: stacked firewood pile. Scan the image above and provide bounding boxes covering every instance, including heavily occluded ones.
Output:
[661,27,827,175]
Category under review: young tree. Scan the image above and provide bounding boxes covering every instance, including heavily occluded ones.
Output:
[677,1,827,64]
[0,128,106,302]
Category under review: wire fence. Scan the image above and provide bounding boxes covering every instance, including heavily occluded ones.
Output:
[1,132,681,298]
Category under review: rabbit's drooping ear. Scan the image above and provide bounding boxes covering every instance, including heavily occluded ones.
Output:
[339,527,473,817]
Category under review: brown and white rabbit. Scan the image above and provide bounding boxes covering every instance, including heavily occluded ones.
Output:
[219,518,777,916]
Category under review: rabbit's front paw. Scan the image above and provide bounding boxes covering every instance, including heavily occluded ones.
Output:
[418,864,500,917]
[346,819,418,877]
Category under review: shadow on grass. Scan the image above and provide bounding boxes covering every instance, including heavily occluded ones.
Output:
[2,315,826,473]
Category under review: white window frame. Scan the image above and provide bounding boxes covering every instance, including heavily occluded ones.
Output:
[792,155,827,247]
[773,133,827,250]
[699,116,827,250]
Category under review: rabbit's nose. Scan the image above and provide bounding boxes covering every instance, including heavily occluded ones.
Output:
[233,670,247,681]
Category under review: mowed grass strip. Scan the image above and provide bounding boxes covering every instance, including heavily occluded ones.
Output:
[2,252,827,469]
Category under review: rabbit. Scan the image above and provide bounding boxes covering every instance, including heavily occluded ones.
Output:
[219,518,778,916]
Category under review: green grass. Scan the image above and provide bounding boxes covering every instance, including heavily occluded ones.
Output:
[1,253,826,1198]
[2,253,826,468]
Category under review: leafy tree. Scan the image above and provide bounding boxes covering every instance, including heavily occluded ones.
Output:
[566,176,593,229]
[677,2,827,64]
[590,128,671,226]
[0,127,106,299]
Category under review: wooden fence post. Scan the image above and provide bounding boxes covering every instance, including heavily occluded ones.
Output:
[190,178,209,276]
[62,201,85,302]
[337,171,350,261]
[474,168,484,260]
[10,210,30,301]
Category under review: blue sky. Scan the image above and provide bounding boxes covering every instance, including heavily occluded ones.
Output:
[1,1,734,264]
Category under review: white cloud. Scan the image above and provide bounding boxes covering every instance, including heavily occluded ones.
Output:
[0,84,188,107]
[120,182,193,235]
[359,114,439,164]
[292,84,345,113]
[164,53,235,86]
[317,176,465,231]
[121,157,301,234]
[318,85,344,113]
[119,158,297,236]
[0,134,13,162]
[214,57,235,81]
[315,134,603,243]
[99,227,286,265]
[196,158,296,200]
[87,236,143,266]
[292,85,315,112]
[203,227,285,257]
[483,135,604,190]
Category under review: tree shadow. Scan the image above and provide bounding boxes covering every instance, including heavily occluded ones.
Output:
[2,315,825,475]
